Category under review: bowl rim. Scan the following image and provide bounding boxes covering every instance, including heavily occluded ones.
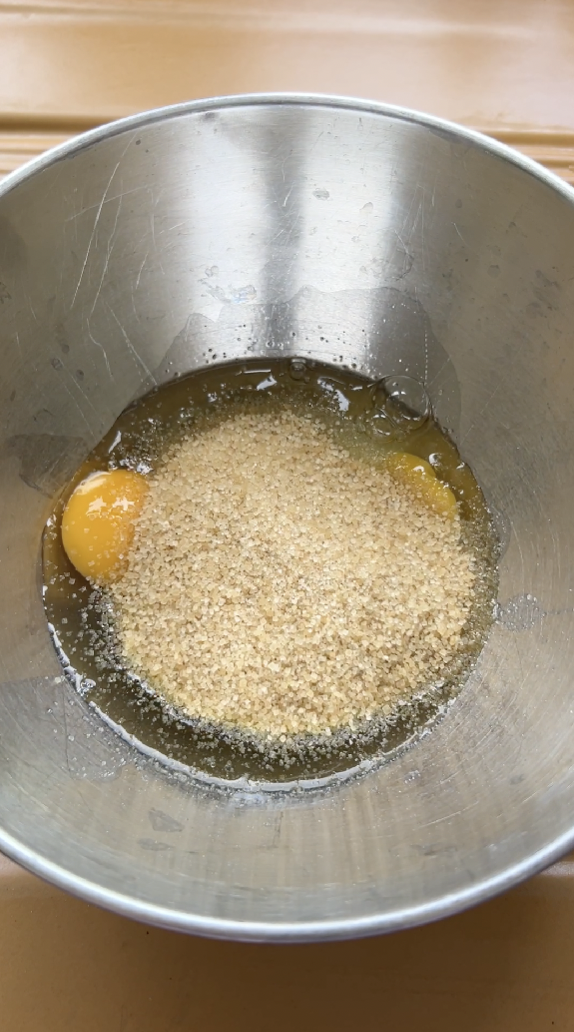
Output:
[2,91,574,207]
[2,821,573,942]
[1,92,574,942]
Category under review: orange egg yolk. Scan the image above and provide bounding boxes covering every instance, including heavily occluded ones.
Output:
[61,469,149,583]
[386,452,458,519]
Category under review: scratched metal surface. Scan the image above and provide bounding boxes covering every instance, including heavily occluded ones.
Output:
[0,96,574,941]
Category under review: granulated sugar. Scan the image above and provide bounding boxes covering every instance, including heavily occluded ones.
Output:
[110,408,477,740]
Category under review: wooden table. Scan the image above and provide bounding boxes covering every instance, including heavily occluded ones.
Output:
[1,0,574,183]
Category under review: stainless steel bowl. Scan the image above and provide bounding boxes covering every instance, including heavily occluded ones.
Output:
[1,94,574,942]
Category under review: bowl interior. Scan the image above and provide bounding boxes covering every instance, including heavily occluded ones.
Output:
[0,97,574,939]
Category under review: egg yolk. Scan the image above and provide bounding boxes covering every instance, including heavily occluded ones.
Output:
[61,469,149,583]
[386,452,457,519]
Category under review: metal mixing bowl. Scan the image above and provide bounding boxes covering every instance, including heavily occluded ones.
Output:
[1,94,574,941]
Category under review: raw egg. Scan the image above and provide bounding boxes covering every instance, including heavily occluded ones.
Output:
[386,452,457,519]
[61,469,149,583]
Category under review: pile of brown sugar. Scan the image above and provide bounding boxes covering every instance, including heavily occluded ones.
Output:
[110,408,477,740]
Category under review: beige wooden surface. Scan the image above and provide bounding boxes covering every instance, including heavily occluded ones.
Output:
[0,0,573,131]
[1,2,574,1029]
[1,0,574,182]
[1,852,574,1031]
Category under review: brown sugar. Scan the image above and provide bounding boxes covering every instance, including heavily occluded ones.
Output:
[110,408,477,740]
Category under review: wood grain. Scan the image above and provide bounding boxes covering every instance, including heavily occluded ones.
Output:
[1,0,574,131]
[1,0,574,184]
